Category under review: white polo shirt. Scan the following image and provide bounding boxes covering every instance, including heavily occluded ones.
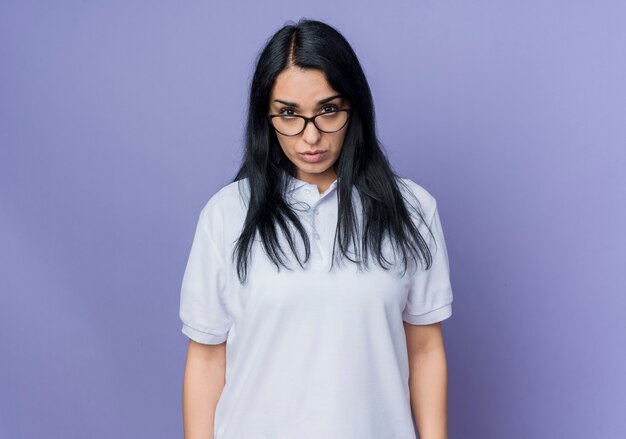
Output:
[179,172,454,439]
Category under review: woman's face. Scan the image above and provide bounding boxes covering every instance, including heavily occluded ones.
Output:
[269,67,349,188]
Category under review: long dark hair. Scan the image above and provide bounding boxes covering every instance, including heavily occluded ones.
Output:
[231,18,435,284]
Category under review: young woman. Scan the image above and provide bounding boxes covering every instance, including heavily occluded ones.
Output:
[180,18,454,439]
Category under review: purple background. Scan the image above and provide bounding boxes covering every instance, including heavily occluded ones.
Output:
[1,1,625,438]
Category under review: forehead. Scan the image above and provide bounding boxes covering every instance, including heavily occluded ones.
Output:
[270,67,340,104]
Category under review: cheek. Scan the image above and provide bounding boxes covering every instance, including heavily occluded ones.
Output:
[277,138,297,155]
[332,132,347,151]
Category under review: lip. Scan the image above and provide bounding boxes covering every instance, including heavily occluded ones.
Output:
[300,150,327,163]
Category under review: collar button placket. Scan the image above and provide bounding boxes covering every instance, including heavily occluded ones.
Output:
[310,201,321,243]
[297,185,322,267]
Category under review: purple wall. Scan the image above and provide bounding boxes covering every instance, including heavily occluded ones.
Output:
[1,1,625,438]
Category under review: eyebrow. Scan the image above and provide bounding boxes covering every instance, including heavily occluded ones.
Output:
[273,94,343,108]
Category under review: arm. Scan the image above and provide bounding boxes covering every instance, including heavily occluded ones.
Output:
[182,339,227,439]
[404,321,449,439]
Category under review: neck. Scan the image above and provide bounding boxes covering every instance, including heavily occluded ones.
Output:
[295,169,337,194]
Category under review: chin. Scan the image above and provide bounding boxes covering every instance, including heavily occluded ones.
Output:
[302,160,330,168]
[296,161,322,169]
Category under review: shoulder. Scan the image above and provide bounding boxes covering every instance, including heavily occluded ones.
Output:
[395,176,438,221]
[198,178,250,235]
[203,177,249,210]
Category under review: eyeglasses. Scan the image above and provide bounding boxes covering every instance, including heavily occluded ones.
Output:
[268,109,351,136]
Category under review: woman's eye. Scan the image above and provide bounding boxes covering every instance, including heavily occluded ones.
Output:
[279,108,296,115]
[321,104,339,113]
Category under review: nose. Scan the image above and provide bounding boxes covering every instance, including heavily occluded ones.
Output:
[302,119,322,144]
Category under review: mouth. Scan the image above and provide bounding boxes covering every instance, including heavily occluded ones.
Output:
[299,150,327,163]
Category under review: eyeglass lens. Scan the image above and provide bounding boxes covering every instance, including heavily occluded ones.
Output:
[271,111,349,136]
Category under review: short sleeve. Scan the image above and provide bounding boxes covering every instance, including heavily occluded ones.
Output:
[179,206,233,344]
[402,199,454,325]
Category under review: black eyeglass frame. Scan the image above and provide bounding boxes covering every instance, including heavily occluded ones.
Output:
[267,109,351,137]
